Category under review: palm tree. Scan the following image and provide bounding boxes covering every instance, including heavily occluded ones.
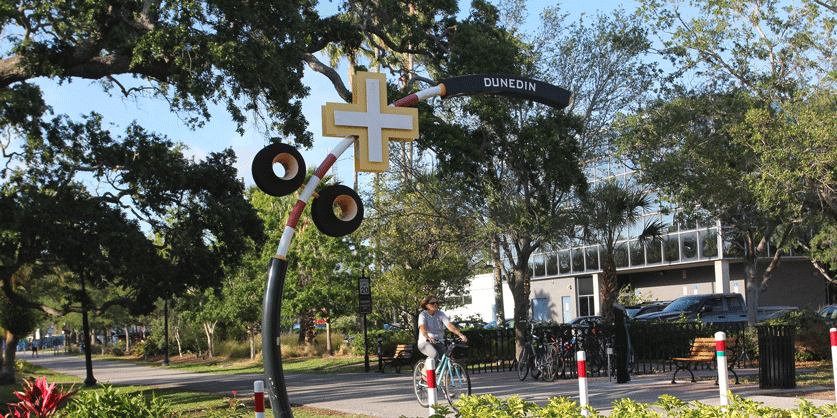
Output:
[578,181,665,322]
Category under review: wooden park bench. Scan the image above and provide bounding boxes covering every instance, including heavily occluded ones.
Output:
[382,344,416,374]
[671,337,740,384]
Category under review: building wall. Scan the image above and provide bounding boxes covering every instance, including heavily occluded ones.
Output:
[619,258,826,310]
[447,258,826,327]
[530,276,576,323]
[445,273,514,323]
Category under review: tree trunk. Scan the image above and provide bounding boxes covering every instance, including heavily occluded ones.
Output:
[174,321,183,357]
[298,309,316,346]
[491,236,506,325]
[203,321,216,358]
[249,328,255,360]
[325,321,333,355]
[599,255,618,323]
[0,330,19,384]
[124,324,130,353]
[510,268,530,360]
[745,253,760,326]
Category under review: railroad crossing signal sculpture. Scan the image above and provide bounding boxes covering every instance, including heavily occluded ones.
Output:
[252,72,571,417]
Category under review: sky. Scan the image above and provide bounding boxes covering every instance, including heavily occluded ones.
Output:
[37,0,636,191]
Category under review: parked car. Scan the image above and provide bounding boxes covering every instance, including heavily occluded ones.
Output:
[818,305,837,321]
[383,323,402,331]
[484,318,515,329]
[635,293,798,323]
[453,320,486,329]
[568,315,605,328]
[626,302,670,319]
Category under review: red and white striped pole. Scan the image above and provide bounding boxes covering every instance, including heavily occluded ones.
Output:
[830,328,837,401]
[715,332,729,407]
[577,350,589,416]
[254,380,265,418]
[426,357,437,416]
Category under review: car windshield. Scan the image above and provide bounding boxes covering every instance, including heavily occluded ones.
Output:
[663,297,703,312]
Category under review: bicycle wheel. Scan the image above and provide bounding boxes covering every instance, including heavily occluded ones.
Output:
[542,345,557,382]
[442,362,471,407]
[413,360,429,407]
[516,347,531,381]
[586,351,602,374]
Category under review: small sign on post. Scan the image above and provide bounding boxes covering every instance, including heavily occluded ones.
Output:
[359,273,372,372]
[358,275,372,314]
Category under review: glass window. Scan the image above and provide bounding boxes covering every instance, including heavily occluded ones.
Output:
[614,242,629,268]
[547,253,558,276]
[579,296,594,317]
[630,240,645,266]
[645,196,661,214]
[595,158,609,179]
[662,211,677,233]
[679,213,698,230]
[664,236,680,262]
[701,229,718,258]
[577,276,594,295]
[534,254,546,277]
[725,296,743,311]
[572,249,585,272]
[723,235,745,257]
[559,251,571,274]
[682,233,698,260]
[585,247,599,271]
[646,240,662,264]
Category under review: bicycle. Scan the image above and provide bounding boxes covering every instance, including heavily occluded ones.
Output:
[516,322,558,382]
[413,338,471,408]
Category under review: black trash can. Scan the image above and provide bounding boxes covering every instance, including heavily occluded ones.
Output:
[756,325,796,389]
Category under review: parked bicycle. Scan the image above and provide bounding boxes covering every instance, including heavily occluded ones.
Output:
[413,338,471,408]
[517,322,558,381]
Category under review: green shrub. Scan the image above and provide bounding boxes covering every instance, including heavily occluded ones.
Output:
[348,329,414,355]
[131,340,146,357]
[62,383,175,418]
[419,393,837,418]
[279,332,348,357]
[763,310,831,360]
[142,337,160,357]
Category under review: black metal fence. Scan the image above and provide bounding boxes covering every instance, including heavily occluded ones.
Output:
[457,321,749,378]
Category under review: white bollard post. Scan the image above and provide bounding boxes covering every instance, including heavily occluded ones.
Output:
[426,357,437,416]
[830,328,837,402]
[254,380,265,418]
[606,346,613,382]
[715,331,729,407]
[577,350,589,416]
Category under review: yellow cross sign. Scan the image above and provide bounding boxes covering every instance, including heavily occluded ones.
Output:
[322,72,419,173]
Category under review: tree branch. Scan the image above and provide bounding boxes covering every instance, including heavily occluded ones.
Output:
[302,53,351,102]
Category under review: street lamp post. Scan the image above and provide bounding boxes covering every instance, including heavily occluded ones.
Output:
[163,299,170,366]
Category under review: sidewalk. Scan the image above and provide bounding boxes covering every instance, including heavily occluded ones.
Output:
[23,353,835,417]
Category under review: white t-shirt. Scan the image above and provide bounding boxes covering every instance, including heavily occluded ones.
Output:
[418,310,450,342]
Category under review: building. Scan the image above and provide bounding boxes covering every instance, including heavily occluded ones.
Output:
[449,154,831,324]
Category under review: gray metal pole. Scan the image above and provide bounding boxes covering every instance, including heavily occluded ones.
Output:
[263,257,293,418]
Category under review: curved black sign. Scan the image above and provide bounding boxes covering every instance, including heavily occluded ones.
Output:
[439,74,572,109]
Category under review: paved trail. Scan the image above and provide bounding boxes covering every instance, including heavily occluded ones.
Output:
[24,353,834,417]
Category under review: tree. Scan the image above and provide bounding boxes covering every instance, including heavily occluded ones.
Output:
[630,0,837,322]
[221,249,266,360]
[363,166,478,333]
[1,114,264,316]
[617,88,795,325]
[416,1,589,357]
[577,182,664,322]
[247,173,366,350]
[0,268,38,384]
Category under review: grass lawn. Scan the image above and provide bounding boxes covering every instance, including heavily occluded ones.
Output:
[95,353,372,374]
[0,359,377,417]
